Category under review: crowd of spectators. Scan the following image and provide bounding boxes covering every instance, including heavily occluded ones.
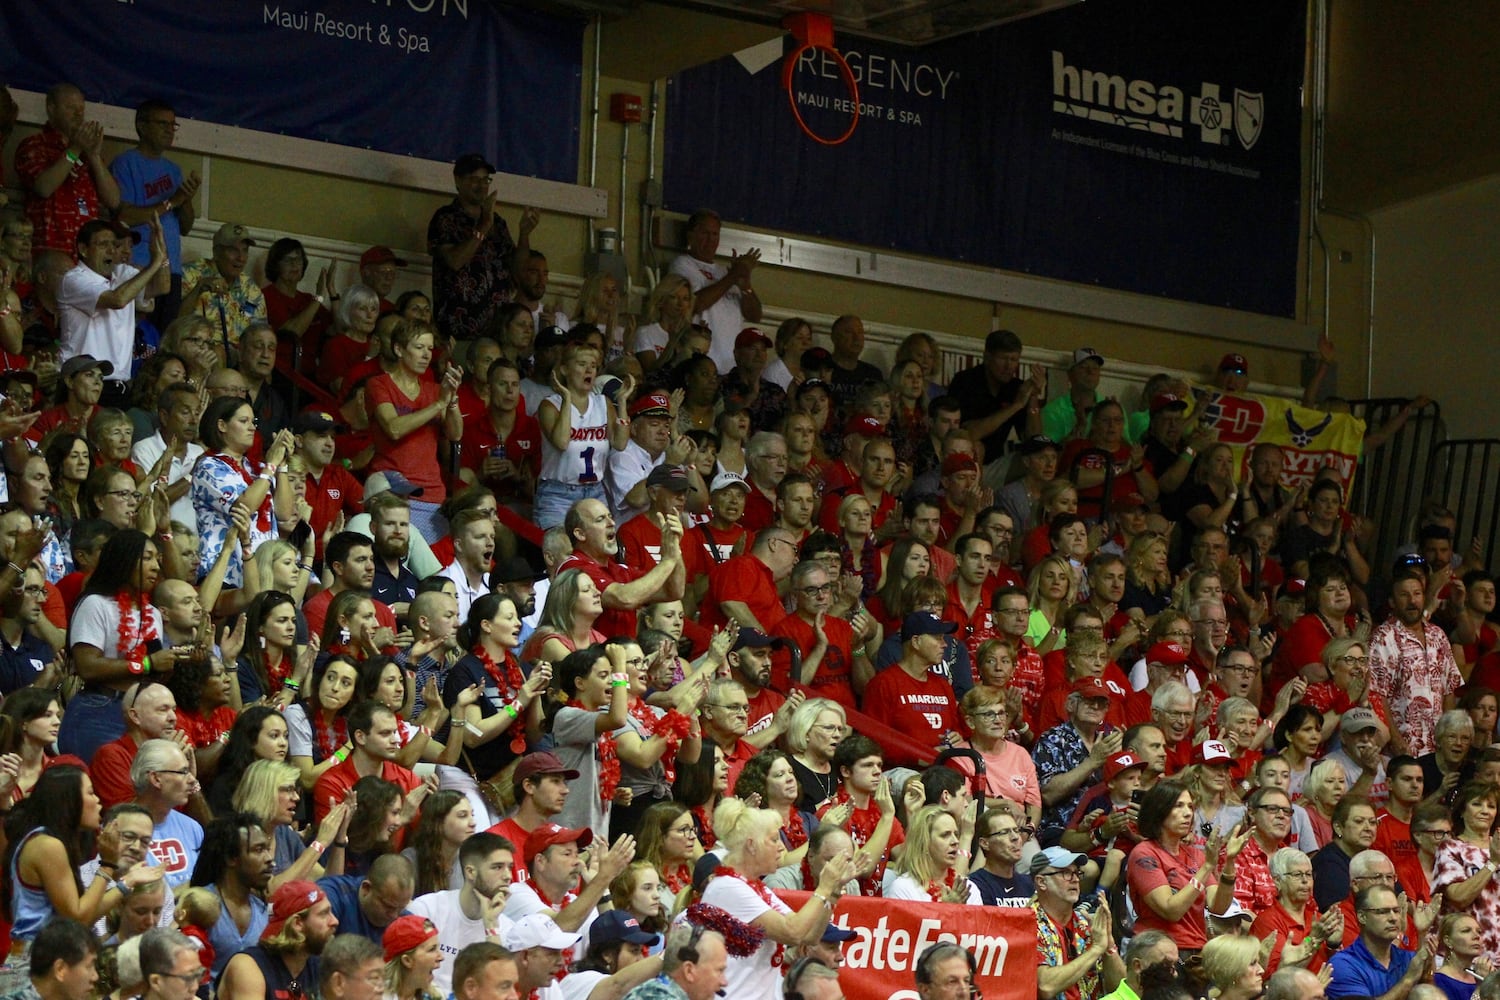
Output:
[0,79,1487,1000]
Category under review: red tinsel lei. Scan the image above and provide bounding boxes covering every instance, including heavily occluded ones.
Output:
[264,649,292,695]
[692,804,717,850]
[782,807,808,851]
[477,645,529,754]
[924,866,961,903]
[829,787,885,897]
[710,868,785,967]
[311,706,348,762]
[628,699,693,785]
[662,862,693,896]
[569,700,619,806]
[116,593,158,663]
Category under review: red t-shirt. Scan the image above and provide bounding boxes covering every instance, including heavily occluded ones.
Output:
[617,514,712,586]
[1127,838,1208,949]
[302,589,399,645]
[818,488,896,534]
[261,283,331,377]
[744,686,786,740]
[942,580,996,665]
[770,613,857,713]
[91,734,140,810]
[1374,810,1428,904]
[702,554,783,633]
[313,757,421,825]
[1058,439,1149,510]
[862,665,961,749]
[558,550,647,639]
[317,333,374,390]
[176,706,238,749]
[1250,898,1327,975]
[741,487,777,533]
[486,815,537,882]
[365,373,448,502]
[303,463,364,561]
[458,409,543,503]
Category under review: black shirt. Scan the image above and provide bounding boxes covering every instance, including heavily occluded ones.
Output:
[948,364,1026,459]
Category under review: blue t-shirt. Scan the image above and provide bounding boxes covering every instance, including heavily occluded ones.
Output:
[0,629,54,695]
[318,873,406,945]
[149,809,204,895]
[108,148,185,272]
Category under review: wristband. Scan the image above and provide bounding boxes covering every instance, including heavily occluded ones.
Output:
[128,659,145,676]
[64,150,81,166]
[418,725,432,738]
[310,839,325,856]
[609,672,629,684]
[6,562,24,576]
[332,747,350,763]
[1181,446,1196,458]
[811,892,831,909]
[502,703,519,720]
[283,680,300,692]
[473,230,486,242]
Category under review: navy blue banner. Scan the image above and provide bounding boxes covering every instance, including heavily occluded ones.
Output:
[0,0,584,184]
[664,0,1307,317]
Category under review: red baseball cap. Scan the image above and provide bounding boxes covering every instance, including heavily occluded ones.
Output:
[1070,676,1114,700]
[941,453,979,476]
[735,327,772,350]
[628,392,672,419]
[1104,751,1146,782]
[383,914,439,962]
[1219,352,1249,374]
[1150,392,1190,415]
[262,881,326,940]
[360,245,408,268]
[1194,740,1232,766]
[843,415,885,438]
[524,823,594,867]
[1145,641,1189,666]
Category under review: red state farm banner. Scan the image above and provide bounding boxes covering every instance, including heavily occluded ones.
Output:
[775,890,1038,1000]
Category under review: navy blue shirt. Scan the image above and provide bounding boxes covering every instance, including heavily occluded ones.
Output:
[317,873,406,945]
[969,867,1034,907]
[0,627,53,694]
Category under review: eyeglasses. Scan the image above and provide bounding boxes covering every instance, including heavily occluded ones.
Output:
[1164,630,1194,641]
[1358,906,1400,917]
[811,724,844,734]
[1276,870,1313,881]
[967,710,1006,722]
[1160,710,1194,721]
[143,119,181,131]
[1351,872,1396,884]
[709,704,750,715]
[1040,868,1082,880]
[106,489,144,502]
[1256,805,1294,816]
[1337,655,1371,666]
[158,968,204,986]
[799,584,834,597]
[154,767,193,777]
[127,681,162,711]
[116,831,154,848]
[1193,618,1229,628]
[1219,663,1257,674]
[20,585,46,597]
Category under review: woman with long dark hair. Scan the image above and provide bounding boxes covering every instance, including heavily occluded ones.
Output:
[286,653,360,791]
[550,643,631,843]
[207,705,291,815]
[356,655,474,771]
[236,590,315,708]
[260,237,333,377]
[164,640,240,781]
[1,765,161,978]
[345,775,406,877]
[521,569,606,665]
[41,432,91,527]
[60,529,176,762]
[733,749,817,871]
[635,802,699,904]
[0,689,61,806]
[442,592,549,826]
[319,590,383,664]
[401,790,475,896]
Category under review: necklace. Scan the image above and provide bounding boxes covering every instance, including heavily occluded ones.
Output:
[797,756,836,806]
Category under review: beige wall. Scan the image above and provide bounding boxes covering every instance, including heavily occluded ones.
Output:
[1369,176,1500,439]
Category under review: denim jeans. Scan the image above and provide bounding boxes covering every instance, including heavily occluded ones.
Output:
[58,689,126,762]
[533,479,607,530]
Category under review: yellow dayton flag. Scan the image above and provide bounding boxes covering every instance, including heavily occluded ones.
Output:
[1186,385,1366,494]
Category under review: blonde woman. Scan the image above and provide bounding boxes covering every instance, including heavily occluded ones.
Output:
[232,758,351,888]
[1123,532,1173,618]
[574,271,633,363]
[1199,933,1265,1000]
[886,804,981,904]
[632,274,695,373]
[1026,554,1077,654]
[381,915,444,1000]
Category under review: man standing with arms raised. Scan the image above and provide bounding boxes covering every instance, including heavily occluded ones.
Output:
[669,209,762,372]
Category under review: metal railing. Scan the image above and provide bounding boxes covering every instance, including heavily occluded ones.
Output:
[1344,397,1444,568]
[1424,439,1500,575]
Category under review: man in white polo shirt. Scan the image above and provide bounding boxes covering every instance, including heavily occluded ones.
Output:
[57,215,169,406]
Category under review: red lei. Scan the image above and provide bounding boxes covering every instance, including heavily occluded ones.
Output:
[569,700,620,807]
[782,807,808,851]
[310,705,348,762]
[213,453,273,532]
[924,866,961,903]
[829,787,885,896]
[627,699,693,785]
[263,649,292,695]
[711,867,785,968]
[476,645,529,754]
[692,804,717,849]
[662,862,693,896]
[116,593,158,663]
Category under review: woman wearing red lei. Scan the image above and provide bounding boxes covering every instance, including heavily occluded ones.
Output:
[636,802,701,905]
[885,804,982,904]
[613,636,704,840]
[732,749,819,870]
[701,798,856,998]
[65,529,177,759]
[550,642,630,840]
[285,654,359,791]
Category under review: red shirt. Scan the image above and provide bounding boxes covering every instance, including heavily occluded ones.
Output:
[771,613,858,713]
[302,589,399,644]
[458,408,543,503]
[1374,809,1428,904]
[303,463,364,560]
[702,554,783,633]
[744,685,786,740]
[487,815,538,882]
[1250,897,1326,975]
[1058,439,1150,509]
[317,333,374,390]
[720,737,758,796]
[1127,838,1208,949]
[862,665,961,749]
[1268,613,1349,709]
[818,487,896,534]
[365,373,448,503]
[558,549,648,639]
[618,514,712,586]
[943,580,996,665]
[16,125,100,254]
[313,757,421,824]
[261,283,331,377]
[91,733,140,810]
[175,706,237,749]
[741,487,776,533]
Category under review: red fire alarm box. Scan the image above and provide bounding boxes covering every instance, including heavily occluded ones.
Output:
[609,93,643,124]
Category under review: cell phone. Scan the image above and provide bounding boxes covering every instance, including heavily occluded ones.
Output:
[1258,623,1277,638]
[1130,789,1144,804]
[145,638,164,657]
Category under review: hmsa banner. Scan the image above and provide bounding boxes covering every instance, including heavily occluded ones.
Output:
[776,890,1038,1000]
